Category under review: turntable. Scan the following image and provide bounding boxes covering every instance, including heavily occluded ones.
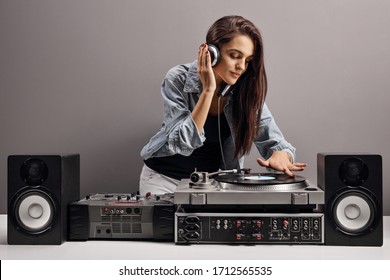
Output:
[174,169,325,244]
[174,169,324,207]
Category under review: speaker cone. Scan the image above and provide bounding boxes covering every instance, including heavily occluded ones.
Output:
[332,190,376,235]
[13,189,55,234]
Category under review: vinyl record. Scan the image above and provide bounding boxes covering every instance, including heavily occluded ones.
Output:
[214,173,306,185]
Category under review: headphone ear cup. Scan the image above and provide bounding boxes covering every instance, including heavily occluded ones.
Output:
[208,44,220,67]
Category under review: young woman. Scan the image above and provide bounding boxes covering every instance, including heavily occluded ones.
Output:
[139,15,307,195]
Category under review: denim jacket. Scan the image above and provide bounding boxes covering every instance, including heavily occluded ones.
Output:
[140,60,296,169]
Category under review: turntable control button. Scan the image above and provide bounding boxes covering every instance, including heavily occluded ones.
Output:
[216,220,221,225]
[216,225,220,230]
[223,220,228,225]
[224,225,228,230]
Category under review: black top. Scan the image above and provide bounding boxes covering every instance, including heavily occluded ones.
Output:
[144,113,231,180]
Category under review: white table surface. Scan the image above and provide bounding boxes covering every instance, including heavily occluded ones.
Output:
[1,215,389,260]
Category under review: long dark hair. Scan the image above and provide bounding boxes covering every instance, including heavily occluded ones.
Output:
[206,15,267,158]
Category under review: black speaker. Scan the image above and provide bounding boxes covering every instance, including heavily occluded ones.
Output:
[317,153,383,246]
[8,154,80,245]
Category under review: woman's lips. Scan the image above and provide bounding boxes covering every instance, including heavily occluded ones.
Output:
[230,71,240,79]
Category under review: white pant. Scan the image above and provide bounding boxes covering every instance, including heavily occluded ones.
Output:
[138,164,180,196]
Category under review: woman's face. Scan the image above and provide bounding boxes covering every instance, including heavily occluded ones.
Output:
[213,34,254,86]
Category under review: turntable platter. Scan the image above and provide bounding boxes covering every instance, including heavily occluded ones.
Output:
[214,173,307,191]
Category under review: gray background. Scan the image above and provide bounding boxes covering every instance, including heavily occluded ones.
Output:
[1,0,389,215]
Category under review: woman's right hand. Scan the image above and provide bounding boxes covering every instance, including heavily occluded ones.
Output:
[197,44,217,94]
[192,44,217,133]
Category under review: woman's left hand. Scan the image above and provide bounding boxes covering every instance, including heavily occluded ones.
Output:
[256,151,307,177]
